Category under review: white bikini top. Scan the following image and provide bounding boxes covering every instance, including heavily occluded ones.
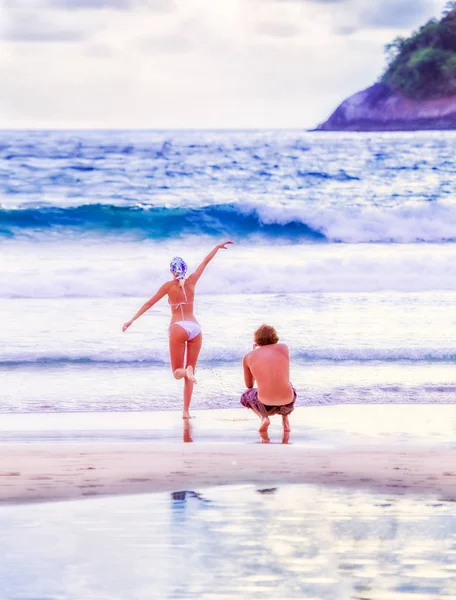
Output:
[169,283,193,319]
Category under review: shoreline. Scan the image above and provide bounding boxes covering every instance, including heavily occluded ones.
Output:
[1,405,456,444]
[1,406,456,505]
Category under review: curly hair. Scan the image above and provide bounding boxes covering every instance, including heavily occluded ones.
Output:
[254,324,279,346]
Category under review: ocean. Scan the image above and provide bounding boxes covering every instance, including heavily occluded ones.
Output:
[2,128,456,413]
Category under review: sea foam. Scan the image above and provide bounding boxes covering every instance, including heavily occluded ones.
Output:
[2,239,456,298]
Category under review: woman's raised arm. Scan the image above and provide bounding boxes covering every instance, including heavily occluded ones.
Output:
[188,241,233,284]
[122,282,170,332]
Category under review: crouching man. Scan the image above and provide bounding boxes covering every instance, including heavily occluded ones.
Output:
[240,324,296,434]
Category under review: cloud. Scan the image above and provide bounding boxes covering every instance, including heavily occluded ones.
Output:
[270,0,441,30]
[44,0,133,8]
[255,21,301,37]
[272,0,350,4]
[84,44,114,58]
[1,13,90,42]
[334,24,357,35]
[5,0,175,11]
[139,33,194,53]
[2,0,177,46]
[2,0,107,43]
[359,0,438,29]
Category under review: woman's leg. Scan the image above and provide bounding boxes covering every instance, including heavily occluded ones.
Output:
[169,324,188,380]
[183,333,202,419]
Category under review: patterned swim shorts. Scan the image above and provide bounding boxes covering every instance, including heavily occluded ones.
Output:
[240,387,296,417]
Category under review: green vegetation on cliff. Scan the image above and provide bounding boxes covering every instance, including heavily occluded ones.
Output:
[382,3,456,99]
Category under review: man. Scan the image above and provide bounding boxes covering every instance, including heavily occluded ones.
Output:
[241,324,296,435]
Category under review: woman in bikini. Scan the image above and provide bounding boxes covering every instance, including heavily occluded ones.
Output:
[122,241,233,419]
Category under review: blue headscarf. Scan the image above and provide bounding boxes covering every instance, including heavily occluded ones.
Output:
[170,256,187,281]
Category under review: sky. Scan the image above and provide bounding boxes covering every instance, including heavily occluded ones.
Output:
[0,0,449,129]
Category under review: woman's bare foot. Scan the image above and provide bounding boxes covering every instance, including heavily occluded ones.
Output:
[173,368,186,380]
[182,411,192,420]
[282,415,291,432]
[258,416,270,433]
[185,366,197,384]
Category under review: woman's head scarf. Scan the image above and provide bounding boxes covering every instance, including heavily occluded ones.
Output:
[170,257,187,282]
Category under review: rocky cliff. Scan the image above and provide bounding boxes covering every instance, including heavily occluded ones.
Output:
[316,7,456,131]
[316,82,456,131]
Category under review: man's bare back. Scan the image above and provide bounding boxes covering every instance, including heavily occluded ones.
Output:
[243,343,294,405]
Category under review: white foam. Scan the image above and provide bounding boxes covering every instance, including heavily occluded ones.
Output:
[248,199,456,243]
[2,346,456,366]
[2,238,456,297]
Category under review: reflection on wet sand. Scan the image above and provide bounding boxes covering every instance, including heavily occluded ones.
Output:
[185,421,289,445]
[171,490,209,503]
[1,483,455,599]
[259,430,290,444]
[165,485,456,599]
[183,420,193,443]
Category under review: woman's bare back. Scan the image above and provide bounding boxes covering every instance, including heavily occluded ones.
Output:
[167,277,198,323]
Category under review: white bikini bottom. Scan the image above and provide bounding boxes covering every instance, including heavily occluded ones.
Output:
[171,320,201,341]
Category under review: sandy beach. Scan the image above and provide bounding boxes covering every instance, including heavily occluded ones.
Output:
[1,405,456,505]
[2,407,456,599]
[2,441,456,505]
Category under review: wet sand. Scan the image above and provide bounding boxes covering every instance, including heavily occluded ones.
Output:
[3,484,456,599]
[1,406,456,504]
[1,441,456,504]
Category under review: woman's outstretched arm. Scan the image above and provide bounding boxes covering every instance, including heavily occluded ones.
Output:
[122,282,170,332]
[189,240,233,284]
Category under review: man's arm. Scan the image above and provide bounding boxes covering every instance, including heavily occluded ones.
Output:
[243,354,254,388]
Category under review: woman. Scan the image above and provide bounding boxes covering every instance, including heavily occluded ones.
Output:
[122,241,233,419]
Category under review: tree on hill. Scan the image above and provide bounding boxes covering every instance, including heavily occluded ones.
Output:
[382,7,456,99]
[443,2,456,16]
